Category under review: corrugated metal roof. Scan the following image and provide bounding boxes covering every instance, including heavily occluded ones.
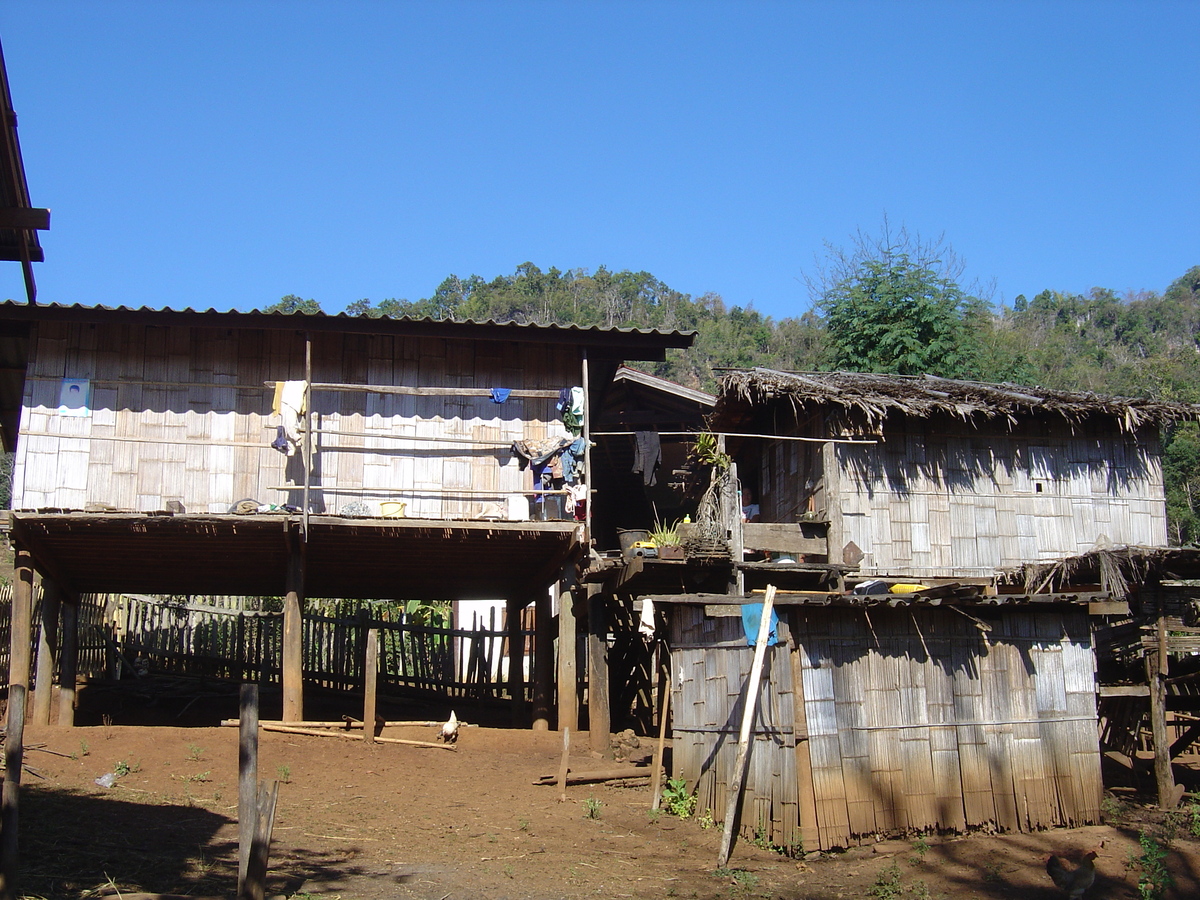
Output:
[0,300,696,351]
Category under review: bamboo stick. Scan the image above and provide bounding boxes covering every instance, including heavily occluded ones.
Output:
[717,584,777,868]
[251,722,455,751]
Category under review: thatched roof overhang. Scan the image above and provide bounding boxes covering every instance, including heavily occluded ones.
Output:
[0,301,695,361]
[713,368,1200,434]
[7,512,581,602]
[1001,545,1200,597]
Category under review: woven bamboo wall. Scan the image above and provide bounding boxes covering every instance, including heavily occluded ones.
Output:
[13,322,579,517]
[670,609,801,851]
[827,418,1167,577]
[793,606,1102,847]
[670,605,1103,850]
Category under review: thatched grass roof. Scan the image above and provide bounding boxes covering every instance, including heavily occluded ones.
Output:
[716,368,1200,433]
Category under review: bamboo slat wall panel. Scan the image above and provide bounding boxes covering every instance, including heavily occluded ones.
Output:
[13,323,581,519]
[0,585,113,687]
[669,607,800,851]
[830,418,1167,577]
[791,607,1102,846]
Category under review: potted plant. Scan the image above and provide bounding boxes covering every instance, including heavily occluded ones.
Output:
[649,519,685,560]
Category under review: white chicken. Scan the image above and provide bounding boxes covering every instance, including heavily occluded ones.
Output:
[440,710,459,744]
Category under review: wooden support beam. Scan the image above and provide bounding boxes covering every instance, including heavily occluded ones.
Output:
[0,208,49,230]
[507,598,527,728]
[587,583,610,754]
[1149,610,1178,808]
[237,684,259,898]
[532,589,553,731]
[557,581,578,733]
[8,549,33,692]
[363,629,378,745]
[282,528,305,723]
[58,596,79,726]
[31,579,61,725]
[0,685,27,900]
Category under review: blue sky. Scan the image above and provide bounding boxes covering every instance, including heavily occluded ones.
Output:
[0,1,1196,320]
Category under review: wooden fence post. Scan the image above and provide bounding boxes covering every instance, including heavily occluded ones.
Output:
[238,684,259,896]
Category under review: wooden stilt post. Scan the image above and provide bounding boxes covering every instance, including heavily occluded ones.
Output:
[1150,605,1177,808]
[717,584,777,868]
[532,588,553,731]
[32,579,62,726]
[557,580,578,732]
[238,684,259,897]
[58,595,79,727]
[507,598,527,727]
[650,663,671,811]
[587,583,610,754]
[363,628,378,745]
[0,549,33,900]
[0,685,27,900]
[282,526,305,723]
[8,549,33,694]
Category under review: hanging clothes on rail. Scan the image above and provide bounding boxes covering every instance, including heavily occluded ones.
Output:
[271,380,307,456]
[632,429,661,486]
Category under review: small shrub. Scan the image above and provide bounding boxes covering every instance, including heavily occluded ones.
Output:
[1135,830,1173,900]
[868,862,904,900]
[583,797,602,819]
[661,777,697,818]
[186,743,204,761]
[276,764,292,784]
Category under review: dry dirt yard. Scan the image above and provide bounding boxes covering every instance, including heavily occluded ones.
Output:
[15,711,1200,900]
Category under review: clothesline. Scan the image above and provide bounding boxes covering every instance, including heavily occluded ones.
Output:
[591,430,876,445]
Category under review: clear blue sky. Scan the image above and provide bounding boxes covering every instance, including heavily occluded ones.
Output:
[1,1,1196,319]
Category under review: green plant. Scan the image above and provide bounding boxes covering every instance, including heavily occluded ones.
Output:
[732,870,758,892]
[982,861,1003,883]
[868,862,903,900]
[696,808,716,830]
[583,797,602,819]
[1135,830,1173,900]
[649,518,683,546]
[911,835,929,858]
[185,770,211,783]
[1101,794,1125,821]
[186,743,204,761]
[647,808,662,824]
[113,760,136,778]
[662,777,697,818]
[276,764,291,784]
[692,433,731,470]
[79,740,90,758]
[518,817,530,831]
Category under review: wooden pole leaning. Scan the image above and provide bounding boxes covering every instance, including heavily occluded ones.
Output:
[717,584,778,868]
[363,628,379,744]
[1150,606,1178,808]
[0,549,34,900]
[556,579,579,733]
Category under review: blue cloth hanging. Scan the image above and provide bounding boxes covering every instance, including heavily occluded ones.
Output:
[490,388,512,403]
[741,603,780,646]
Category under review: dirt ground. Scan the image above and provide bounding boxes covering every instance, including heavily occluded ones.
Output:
[12,682,1200,900]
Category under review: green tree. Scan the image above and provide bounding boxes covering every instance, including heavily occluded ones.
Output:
[264,294,323,315]
[810,224,985,378]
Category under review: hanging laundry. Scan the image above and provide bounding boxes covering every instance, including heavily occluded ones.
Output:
[638,598,657,640]
[632,430,661,486]
[489,388,511,403]
[559,385,585,435]
[562,436,588,484]
[511,436,574,469]
[271,380,307,456]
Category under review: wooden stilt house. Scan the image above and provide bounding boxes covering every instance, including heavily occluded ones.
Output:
[637,370,1200,850]
[0,301,693,728]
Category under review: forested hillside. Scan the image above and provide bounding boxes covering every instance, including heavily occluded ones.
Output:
[274,255,1200,545]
